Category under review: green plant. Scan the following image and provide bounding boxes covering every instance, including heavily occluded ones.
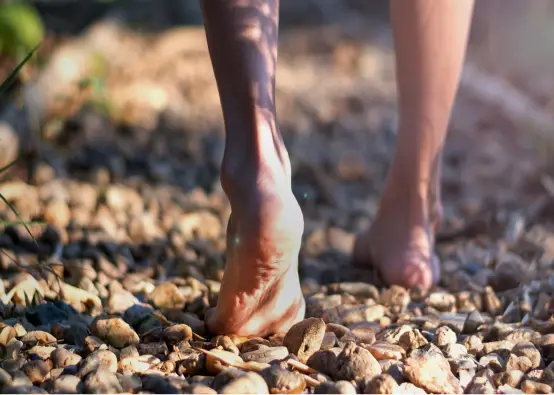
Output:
[0,2,44,63]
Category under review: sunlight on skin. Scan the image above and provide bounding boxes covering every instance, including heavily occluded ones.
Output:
[353,0,475,290]
[202,0,475,336]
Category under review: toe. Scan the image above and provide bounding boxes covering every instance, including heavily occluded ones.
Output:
[384,251,438,291]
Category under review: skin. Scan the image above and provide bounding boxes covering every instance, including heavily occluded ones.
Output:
[201,0,475,336]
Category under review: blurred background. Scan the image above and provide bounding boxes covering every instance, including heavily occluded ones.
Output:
[1,0,554,284]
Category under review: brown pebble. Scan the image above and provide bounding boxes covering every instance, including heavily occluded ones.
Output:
[332,342,381,382]
[482,340,515,355]
[350,326,376,345]
[22,360,52,384]
[396,382,427,394]
[321,332,338,350]
[480,353,505,373]
[463,335,483,355]
[50,348,82,368]
[149,282,186,309]
[398,329,428,351]
[483,286,503,316]
[283,318,326,363]
[77,349,118,379]
[90,316,139,348]
[260,365,306,394]
[240,338,271,353]
[425,292,456,312]
[307,349,340,377]
[241,345,289,364]
[213,335,240,355]
[505,353,533,373]
[494,370,524,388]
[0,326,16,346]
[465,368,495,394]
[27,346,56,360]
[434,326,457,347]
[325,323,352,339]
[163,324,193,345]
[542,360,554,386]
[21,331,57,346]
[137,341,168,355]
[334,381,357,394]
[120,345,140,359]
[178,351,205,376]
[403,346,462,394]
[363,374,399,394]
[377,325,412,344]
[118,355,161,373]
[205,349,244,375]
[512,342,542,369]
[220,372,269,394]
[521,379,552,394]
[50,374,83,394]
[366,342,406,361]
[380,286,410,314]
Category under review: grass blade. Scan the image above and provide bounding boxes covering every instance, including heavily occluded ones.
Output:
[0,44,39,94]
[0,158,18,177]
[0,193,36,244]
[0,220,43,227]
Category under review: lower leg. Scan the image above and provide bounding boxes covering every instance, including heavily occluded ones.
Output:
[201,0,304,336]
[354,0,474,290]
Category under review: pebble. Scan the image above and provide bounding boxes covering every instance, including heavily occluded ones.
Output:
[118,355,161,373]
[50,375,83,394]
[494,370,524,388]
[505,353,533,373]
[283,318,326,363]
[149,282,186,309]
[363,374,399,394]
[77,349,118,378]
[332,342,381,381]
[523,379,552,394]
[366,342,406,360]
[260,365,305,394]
[163,324,193,345]
[90,316,140,348]
[380,286,410,314]
[398,329,428,351]
[403,345,462,394]
[50,348,82,368]
[426,292,456,312]
[443,343,468,359]
[83,366,123,394]
[241,345,289,364]
[21,331,57,346]
[220,372,269,394]
[434,325,458,346]
[396,382,427,394]
[512,342,542,369]
[22,360,52,385]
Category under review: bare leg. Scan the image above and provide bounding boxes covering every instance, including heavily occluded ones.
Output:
[353,0,474,290]
[201,0,305,336]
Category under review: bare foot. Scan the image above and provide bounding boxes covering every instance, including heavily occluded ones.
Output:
[352,187,441,291]
[206,171,305,337]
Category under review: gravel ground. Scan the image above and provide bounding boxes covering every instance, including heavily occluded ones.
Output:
[1,7,554,393]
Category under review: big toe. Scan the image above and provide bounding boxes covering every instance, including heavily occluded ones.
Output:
[382,252,439,291]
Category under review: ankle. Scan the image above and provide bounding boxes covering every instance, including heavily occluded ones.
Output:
[220,157,291,202]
